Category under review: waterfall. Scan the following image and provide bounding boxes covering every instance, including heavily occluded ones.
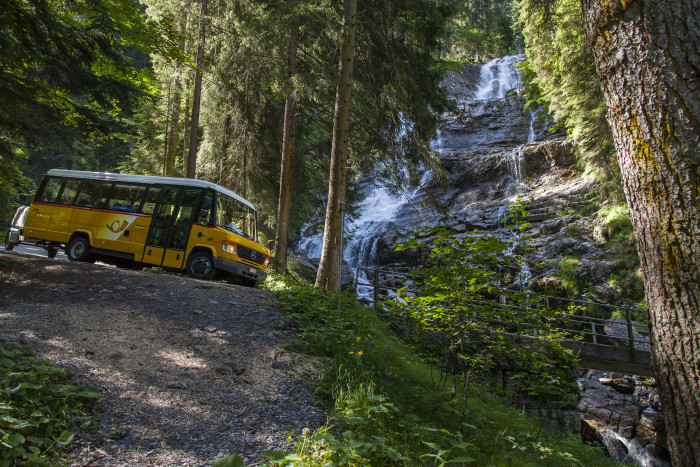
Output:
[473,55,525,100]
[294,55,530,296]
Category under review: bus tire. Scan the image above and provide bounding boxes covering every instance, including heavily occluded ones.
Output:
[47,246,58,259]
[4,233,14,251]
[186,252,216,280]
[66,237,91,262]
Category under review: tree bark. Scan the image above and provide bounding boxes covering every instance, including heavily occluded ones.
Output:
[186,0,208,179]
[165,77,181,177]
[314,0,358,290]
[272,10,299,273]
[581,1,700,464]
[183,73,191,175]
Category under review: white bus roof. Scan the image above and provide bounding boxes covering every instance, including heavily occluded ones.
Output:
[46,169,255,211]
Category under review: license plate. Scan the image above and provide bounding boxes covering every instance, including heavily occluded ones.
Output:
[248,267,257,273]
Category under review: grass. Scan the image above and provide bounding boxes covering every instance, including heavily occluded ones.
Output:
[597,204,645,307]
[0,338,100,465]
[250,271,616,466]
[558,256,583,297]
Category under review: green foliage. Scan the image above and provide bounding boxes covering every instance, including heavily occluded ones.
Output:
[386,220,578,410]
[265,279,615,466]
[441,0,518,61]
[515,0,621,196]
[212,454,245,467]
[0,338,100,465]
[558,256,583,297]
[0,148,33,224]
[598,204,634,249]
[0,0,182,219]
[597,204,645,305]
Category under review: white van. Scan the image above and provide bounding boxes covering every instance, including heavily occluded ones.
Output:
[4,206,29,252]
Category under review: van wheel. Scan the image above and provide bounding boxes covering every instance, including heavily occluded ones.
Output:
[66,237,91,262]
[4,233,14,251]
[186,252,216,280]
[47,246,58,259]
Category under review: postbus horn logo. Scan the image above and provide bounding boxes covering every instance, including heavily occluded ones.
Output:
[107,220,129,234]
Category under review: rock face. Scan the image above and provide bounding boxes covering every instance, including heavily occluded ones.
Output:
[579,371,669,465]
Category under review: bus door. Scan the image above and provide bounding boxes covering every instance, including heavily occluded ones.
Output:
[141,188,202,269]
[25,178,62,238]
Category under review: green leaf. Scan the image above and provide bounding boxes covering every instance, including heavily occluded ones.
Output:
[212,454,245,467]
[56,431,75,446]
[448,456,477,463]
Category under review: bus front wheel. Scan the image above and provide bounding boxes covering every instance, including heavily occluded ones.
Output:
[186,252,216,280]
[67,237,91,262]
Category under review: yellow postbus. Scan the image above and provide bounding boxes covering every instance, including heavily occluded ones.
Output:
[22,169,269,285]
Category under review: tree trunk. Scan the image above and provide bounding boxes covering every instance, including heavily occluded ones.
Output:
[314,0,358,290]
[581,1,700,464]
[272,11,299,273]
[165,77,181,177]
[186,0,208,179]
[220,114,231,185]
[183,73,191,175]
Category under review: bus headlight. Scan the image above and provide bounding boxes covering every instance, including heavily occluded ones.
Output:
[222,241,237,255]
[263,255,270,266]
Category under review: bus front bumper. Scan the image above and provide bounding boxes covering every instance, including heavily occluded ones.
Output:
[214,258,267,282]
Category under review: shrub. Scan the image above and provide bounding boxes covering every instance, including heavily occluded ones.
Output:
[0,339,100,464]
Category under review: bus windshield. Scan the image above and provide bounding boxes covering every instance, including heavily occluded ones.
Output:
[215,193,255,240]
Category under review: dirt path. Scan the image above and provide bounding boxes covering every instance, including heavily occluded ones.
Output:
[0,252,323,466]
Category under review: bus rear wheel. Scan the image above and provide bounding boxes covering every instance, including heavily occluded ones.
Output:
[186,252,216,280]
[67,237,91,262]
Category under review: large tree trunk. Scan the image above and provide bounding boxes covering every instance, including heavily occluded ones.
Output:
[183,74,191,175]
[164,78,181,177]
[272,11,299,273]
[314,0,358,290]
[186,0,208,179]
[581,1,700,464]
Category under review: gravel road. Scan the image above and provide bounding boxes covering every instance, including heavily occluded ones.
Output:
[0,252,323,466]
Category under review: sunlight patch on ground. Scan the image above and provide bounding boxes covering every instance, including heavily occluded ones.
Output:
[158,348,209,369]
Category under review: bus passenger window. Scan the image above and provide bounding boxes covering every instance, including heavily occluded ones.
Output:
[109,184,146,212]
[141,187,161,215]
[38,179,63,203]
[74,181,111,208]
[57,180,80,205]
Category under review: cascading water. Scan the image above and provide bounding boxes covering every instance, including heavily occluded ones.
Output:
[473,55,525,100]
[294,55,531,297]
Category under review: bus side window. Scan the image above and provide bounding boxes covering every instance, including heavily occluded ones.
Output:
[109,184,146,212]
[56,180,80,205]
[37,178,62,203]
[74,181,112,208]
[140,187,161,215]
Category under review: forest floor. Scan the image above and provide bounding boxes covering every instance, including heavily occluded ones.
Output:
[0,252,324,466]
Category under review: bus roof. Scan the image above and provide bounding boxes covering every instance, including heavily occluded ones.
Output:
[46,169,256,211]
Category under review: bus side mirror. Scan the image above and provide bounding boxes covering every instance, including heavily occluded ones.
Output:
[201,195,212,210]
[200,209,211,223]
